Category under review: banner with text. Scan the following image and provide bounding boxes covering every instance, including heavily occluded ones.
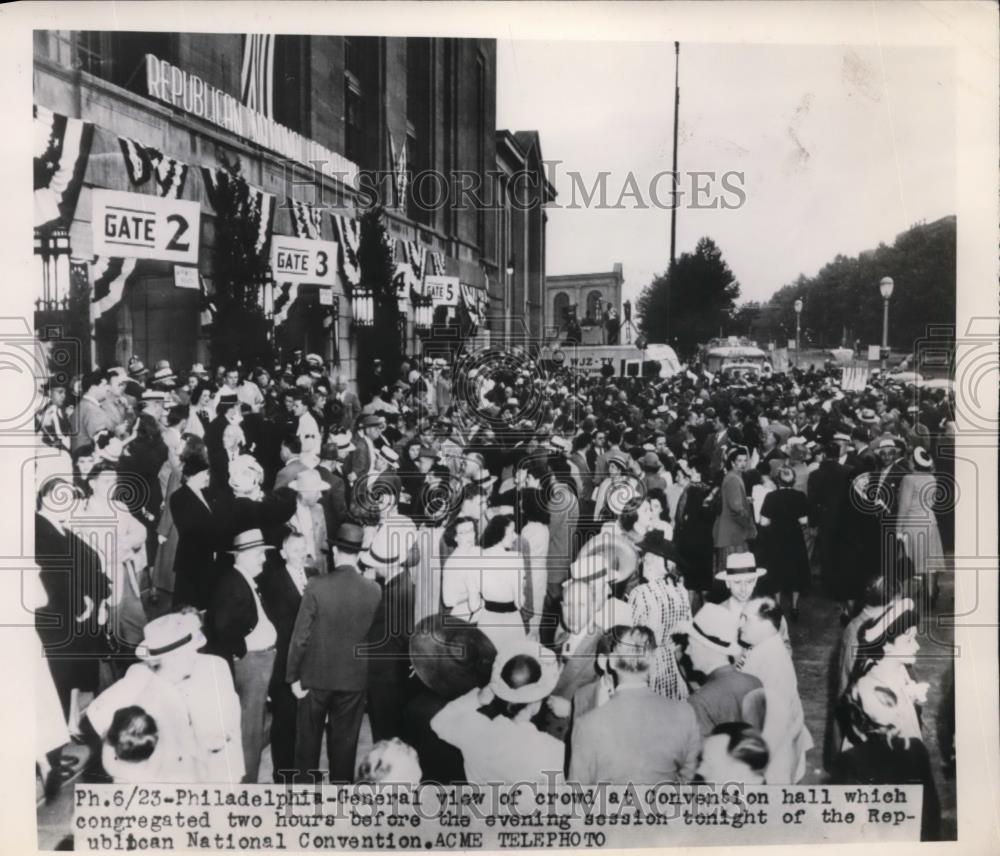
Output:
[92,189,200,264]
[270,236,340,285]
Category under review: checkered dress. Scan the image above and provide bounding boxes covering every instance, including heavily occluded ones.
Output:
[628,576,692,700]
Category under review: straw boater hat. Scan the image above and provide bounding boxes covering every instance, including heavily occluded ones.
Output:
[912,447,933,471]
[359,538,401,574]
[569,536,638,585]
[152,367,177,387]
[228,528,275,554]
[715,550,767,581]
[136,610,206,661]
[857,408,879,425]
[331,432,356,456]
[549,435,571,453]
[189,363,209,379]
[378,446,400,467]
[685,603,740,654]
[488,640,559,704]
[289,469,330,493]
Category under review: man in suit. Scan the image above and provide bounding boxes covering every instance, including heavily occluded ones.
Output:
[348,414,384,484]
[808,441,851,608]
[71,369,114,452]
[209,529,279,783]
[336,378,362,432]
[569,626,701,784]
[686,603,763,739]
[287,523,381,783]
[257,532,313,782]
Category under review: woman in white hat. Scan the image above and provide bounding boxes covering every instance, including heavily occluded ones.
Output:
[69,460,148,672]
[430,641,563,784]
[896,447,945,605]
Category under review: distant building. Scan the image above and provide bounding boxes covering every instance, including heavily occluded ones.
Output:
[545,263,624,343]
[33,32,553,382]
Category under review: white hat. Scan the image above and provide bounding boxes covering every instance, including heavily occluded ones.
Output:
[549,435,571,453]
[715,550,767,581]
[136,611,206,661]
[686,603,740,653]
[379,446,400,466]
[332,432,356,455]
[489,641,559,703]
[289,469,329,493]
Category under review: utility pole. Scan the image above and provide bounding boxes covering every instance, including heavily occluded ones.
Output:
[668,41,680,339]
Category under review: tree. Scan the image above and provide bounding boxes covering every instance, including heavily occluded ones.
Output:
[355,205,403,399]
[637,237,741,358]
[209,152,271,368]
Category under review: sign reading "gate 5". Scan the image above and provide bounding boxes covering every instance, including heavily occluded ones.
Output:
[270,236,339,285]
[423,275,460,306]
[92,189,200,264]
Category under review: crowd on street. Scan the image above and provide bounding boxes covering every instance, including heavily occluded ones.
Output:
[32,346,955,841]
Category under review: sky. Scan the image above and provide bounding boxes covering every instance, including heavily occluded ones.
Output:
[496,41,955,307]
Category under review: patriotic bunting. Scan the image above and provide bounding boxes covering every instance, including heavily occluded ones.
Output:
[118,136,189,199]
[241,34,276,119]
[428,251,446,277]
[392,239,426,299]
[272,282,299,327]
[329,213,361,288]
[89,256,139,321]
[200,167,275,259]
[34,105,94,231]
[288,198,323,240]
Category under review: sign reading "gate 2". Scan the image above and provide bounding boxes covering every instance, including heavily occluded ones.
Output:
[92,190,201,264]
[270,236,339,285]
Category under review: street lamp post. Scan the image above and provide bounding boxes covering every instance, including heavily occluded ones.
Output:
[793,298,803,367]
[879,276,894,372]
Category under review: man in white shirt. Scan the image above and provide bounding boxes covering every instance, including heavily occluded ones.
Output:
[291,390,322,456]
[739,597,813,783]
[716,552,791,653]
[288,470,330,575]
[210,529,279,782]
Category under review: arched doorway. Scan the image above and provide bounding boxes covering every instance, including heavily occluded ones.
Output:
[553,291,570,326]
[586,289,604,323]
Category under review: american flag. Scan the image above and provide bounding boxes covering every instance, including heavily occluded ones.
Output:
[118,136,189,199]
[329,213,361,287]
[90,256,139,321]
[388,133,409,210]
[34,105,94,231]
[241,34,275,118]
[288,197,322,240]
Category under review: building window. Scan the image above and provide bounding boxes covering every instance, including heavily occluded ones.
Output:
[586,290,604,324]
[344,73,363,164]
[553,292,570,325]
[76,32,175,94]
[272,36,311,134]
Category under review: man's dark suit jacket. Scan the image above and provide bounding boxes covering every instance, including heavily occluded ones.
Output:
[286,563,381,691]
[257,557,309,693]
[209,568,261,664]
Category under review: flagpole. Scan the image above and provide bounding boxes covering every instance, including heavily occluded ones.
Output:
[668,41,680,340]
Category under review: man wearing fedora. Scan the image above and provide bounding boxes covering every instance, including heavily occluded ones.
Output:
[716,552,790,651]
[685,602,763,740]
[85,609,243,783]
[287,522,381,783]
[209,529,280,783]
[358,533,416,743]
[349,414,385,484]
[287,469,330,576]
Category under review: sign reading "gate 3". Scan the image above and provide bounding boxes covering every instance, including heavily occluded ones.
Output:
[270,235,340,285]
[92,190,201,263]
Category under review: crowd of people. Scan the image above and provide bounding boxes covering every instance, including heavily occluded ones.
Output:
[32,345,954,839]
